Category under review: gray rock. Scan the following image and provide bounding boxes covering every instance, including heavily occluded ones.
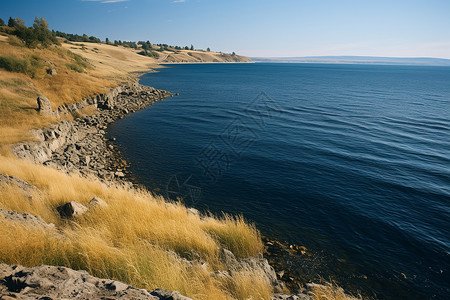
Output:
[56,201,88,218]
[37,95,53,116]
[150,288,192,300]
[0,264,191,299]
[0,209,55,230]
[88,196,108,208]
[0,174,37,199]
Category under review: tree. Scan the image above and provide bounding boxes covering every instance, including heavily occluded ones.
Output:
[184,46,189,50]
[207,47,210,52]
[232,52,236,56]
[190,44,194,51]
[105,37,110,44]
[8,17,16,27]
[0,18,5,26]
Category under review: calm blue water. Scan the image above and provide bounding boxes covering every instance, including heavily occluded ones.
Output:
[108,63,450,299]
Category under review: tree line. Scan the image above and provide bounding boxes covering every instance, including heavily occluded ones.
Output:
[0,17,59,48]
[0,17,238,55]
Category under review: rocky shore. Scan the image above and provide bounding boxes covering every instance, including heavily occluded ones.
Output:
[12,82,172,185]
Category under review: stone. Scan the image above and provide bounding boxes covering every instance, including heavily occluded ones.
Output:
[46,68,57,75]
[0,264,189,299]
[106,280,128,292]
[0,209,55,230]
[115,171,125,178]
[0,174,37,199]
[150,288,192,300]
[56,201,88,218]
[88,196,108,208]
[37,95,53,116]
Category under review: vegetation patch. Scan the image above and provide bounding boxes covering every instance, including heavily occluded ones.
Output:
[0,54,44,78]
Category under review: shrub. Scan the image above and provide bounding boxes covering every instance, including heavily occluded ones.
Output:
[66,52,89,73]
[0,54,43,78]
[137,50,160,58]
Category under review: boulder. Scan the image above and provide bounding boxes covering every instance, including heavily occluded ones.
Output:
[88,196,108,208]
[37,95,53,116]
[56,201,88,218]
[46,68,57,75]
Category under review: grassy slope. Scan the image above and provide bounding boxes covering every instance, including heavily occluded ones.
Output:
[0,32,357,299]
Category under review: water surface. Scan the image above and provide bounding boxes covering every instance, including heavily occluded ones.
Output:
[108,63,450,299]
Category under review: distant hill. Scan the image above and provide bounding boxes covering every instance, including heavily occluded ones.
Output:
[250,56,450,66]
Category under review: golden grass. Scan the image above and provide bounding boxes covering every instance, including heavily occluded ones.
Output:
[0,155,269,299]
[309,283,361,300]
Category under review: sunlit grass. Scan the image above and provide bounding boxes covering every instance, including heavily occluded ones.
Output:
[0,156,272,299]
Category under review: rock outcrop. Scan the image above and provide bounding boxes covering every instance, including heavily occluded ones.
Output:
[0,174,38,199]
[0,209,55,230]
[11,82,172,182]
[0,264,192,300]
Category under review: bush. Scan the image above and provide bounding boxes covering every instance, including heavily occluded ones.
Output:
[137,50,159,58]
[66,52,89,73]
[0,55,43,78]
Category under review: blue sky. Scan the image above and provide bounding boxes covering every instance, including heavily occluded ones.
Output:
[1,0,449,58]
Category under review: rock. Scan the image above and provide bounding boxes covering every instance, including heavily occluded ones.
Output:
[0,209,55,230]
[272,293,311,300]
[106,280,128,292]
[150,288,192,300]
[37,95,53,116]
[56,201,88,218]
[115,171,125,178]
[46,68,57,75]
[0,174,37,199]
[0,264,191,299]
[88,196,108,208]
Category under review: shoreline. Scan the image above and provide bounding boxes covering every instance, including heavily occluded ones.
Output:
[12,80,173,186]
[5,70,356,300]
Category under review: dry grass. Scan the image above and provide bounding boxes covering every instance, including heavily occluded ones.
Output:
[309,283,361,300]
[0,155,268,299]
[0,34,160,153]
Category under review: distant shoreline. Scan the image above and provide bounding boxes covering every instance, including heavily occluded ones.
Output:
[160,61,255,64]
[250,56,450,66]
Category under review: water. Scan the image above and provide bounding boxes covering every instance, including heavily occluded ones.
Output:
[108,63,450,299]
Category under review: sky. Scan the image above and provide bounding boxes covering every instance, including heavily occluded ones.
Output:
[1,0,450,58]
